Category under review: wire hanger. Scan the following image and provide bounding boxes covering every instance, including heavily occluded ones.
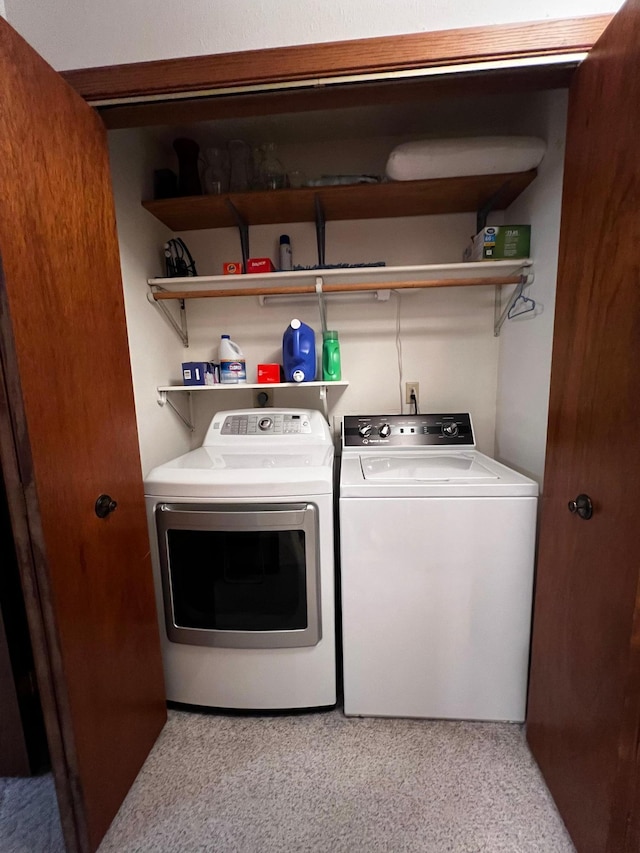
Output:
[507,282,536,320]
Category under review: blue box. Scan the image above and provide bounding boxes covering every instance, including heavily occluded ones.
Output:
[181,362,218,386]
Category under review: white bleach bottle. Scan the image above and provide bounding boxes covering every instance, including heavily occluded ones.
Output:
[219,334,246,384]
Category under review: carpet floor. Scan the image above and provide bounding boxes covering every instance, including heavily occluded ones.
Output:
[0,709,575,853]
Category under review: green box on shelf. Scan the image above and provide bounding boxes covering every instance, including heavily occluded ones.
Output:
[463,225,531,261]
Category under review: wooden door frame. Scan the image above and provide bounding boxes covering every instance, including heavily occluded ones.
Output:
[60,15,613,129]
[63,15,613,102]
[0,258,84,853]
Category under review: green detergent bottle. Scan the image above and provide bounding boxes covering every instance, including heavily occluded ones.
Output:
[322,330,342,381]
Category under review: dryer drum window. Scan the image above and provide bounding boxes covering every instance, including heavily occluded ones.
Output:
[155,502,322,649]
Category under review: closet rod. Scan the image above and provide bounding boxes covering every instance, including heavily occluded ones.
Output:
[152,275,523,301]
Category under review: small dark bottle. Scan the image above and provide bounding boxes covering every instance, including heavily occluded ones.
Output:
[173,138,202,196]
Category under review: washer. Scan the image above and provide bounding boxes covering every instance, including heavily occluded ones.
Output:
[339,413,537,722]
[145,408,336,710]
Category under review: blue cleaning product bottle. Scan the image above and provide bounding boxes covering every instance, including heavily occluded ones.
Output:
[282,319,316,382]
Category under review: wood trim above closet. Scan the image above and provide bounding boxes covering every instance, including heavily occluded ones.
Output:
[63,14,612,105]
[95,63,579,130]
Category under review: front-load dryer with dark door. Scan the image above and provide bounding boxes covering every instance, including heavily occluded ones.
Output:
[339,413,538,722]
[145,409,336,711]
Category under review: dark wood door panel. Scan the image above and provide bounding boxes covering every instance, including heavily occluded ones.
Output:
[0,18,166,852]
[526,2,640,852]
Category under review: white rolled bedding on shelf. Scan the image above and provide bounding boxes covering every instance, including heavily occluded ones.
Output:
[385,136,547,181]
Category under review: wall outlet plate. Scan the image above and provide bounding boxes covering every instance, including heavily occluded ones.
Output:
[253,389,272,407]
[405,382,419,404]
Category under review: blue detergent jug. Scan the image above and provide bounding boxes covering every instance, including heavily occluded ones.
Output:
[282,319,316,382]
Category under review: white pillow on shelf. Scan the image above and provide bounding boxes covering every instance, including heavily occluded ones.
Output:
[385,136,547,181]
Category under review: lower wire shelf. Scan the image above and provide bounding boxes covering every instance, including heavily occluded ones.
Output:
[157,380,349,428]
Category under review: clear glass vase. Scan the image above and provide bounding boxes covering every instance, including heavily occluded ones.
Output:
[255,142,288,190]
[202,147,229,194]
[228,140,254,193]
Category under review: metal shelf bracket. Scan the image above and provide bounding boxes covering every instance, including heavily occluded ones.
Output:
[147,286,189,347]
[157,389,194,431]
[319,383,329,422]
[477,178,516,234]
[226,199,250,270]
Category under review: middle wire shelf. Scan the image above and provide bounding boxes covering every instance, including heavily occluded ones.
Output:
[147,260,533,345]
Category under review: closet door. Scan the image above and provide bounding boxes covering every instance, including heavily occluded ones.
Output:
[526,2,640,852]
[0,18,166,853]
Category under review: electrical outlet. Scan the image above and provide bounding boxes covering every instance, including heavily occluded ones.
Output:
[253,389,271,408]
[405,382,419,405]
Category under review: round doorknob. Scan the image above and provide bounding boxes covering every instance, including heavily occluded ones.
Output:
[568,493,593,520]
[95,494,118,518]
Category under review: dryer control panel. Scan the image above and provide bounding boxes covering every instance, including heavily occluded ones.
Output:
[343,413,475,448]
[220,412,313,436]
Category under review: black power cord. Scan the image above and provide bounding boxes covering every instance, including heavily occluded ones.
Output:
[164,237,198,277]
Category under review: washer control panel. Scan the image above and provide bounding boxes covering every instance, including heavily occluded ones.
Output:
[221,412,312,436]
[343,413,475,448]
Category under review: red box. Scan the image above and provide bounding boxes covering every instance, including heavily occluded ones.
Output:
[257,363,281,384]
[246,257,276,273]
[223,261,243,274]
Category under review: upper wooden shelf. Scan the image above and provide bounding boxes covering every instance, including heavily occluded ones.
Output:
[142,170,537,231]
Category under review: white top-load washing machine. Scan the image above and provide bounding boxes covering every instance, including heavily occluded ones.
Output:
[145,408,336,711]
[339,413,537,722]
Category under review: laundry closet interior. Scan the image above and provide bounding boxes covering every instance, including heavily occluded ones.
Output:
[109,77,564,484]
[102,43,569,722]
[100,40,571,711]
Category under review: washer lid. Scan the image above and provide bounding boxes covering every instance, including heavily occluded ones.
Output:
[340,450,538,497]
[361,453,498,482]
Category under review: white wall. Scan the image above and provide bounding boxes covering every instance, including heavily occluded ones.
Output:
[179,213,500,454]
[109,129,192,474]
[495,90,568,485]
[4,0,621,71]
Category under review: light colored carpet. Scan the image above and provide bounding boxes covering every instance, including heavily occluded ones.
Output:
[99,710,575,853]
[0,710,576,853]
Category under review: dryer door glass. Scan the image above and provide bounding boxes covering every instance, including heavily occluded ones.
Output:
[155,503,321,649]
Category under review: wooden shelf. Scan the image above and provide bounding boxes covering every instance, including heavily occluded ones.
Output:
[142,170,537,231]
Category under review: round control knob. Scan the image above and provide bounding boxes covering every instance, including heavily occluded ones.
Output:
[379,423,391,438]
[258,417,273,431]
[358,424,373,438]
[442,422,459,437]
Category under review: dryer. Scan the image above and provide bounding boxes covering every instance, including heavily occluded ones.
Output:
[145,408,336,710]
[339,413,537,722]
